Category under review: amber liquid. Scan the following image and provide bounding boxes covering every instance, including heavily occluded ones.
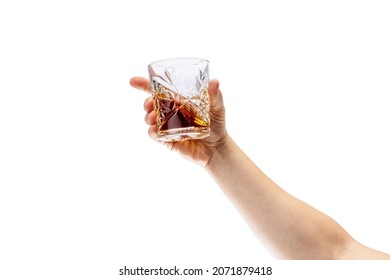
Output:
[153,86,210,142]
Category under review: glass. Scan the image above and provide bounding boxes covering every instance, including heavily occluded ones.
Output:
[148,58,210,142]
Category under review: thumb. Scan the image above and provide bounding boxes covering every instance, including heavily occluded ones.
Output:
[208,79,224,112]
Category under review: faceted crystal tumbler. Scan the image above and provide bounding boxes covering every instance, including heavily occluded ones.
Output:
[148,58,211,142]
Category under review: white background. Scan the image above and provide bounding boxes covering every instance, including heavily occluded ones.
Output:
[1,0,390,279]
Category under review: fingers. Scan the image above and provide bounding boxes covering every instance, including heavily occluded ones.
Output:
[130,77,152,93]
[208,79,220,96]
[130,76,158,139]
[148,125,157,139]
[144,111,157,125]
[208,79,224,110]
[144,96,154,112]
[144,96,156,125]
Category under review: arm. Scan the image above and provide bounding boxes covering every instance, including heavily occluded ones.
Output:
[131,76,390,260]
[206,135,390,260]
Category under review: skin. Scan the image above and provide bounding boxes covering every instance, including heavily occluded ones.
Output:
[130,77,390,260]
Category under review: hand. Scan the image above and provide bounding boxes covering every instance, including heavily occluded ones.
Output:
[130,77,228,166]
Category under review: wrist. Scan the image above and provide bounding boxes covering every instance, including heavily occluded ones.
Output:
[204,134,235,172]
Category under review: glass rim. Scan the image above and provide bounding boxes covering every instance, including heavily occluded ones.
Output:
[148,57,209,68]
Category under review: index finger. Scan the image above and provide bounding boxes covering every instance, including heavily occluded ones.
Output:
[129,77,152,94]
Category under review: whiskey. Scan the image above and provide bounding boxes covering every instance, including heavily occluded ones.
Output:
[153,85,210,142]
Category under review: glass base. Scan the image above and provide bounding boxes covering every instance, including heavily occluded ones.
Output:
[156,127,210,142]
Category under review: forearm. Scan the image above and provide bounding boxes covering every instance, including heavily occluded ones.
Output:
[205,135,353,259]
